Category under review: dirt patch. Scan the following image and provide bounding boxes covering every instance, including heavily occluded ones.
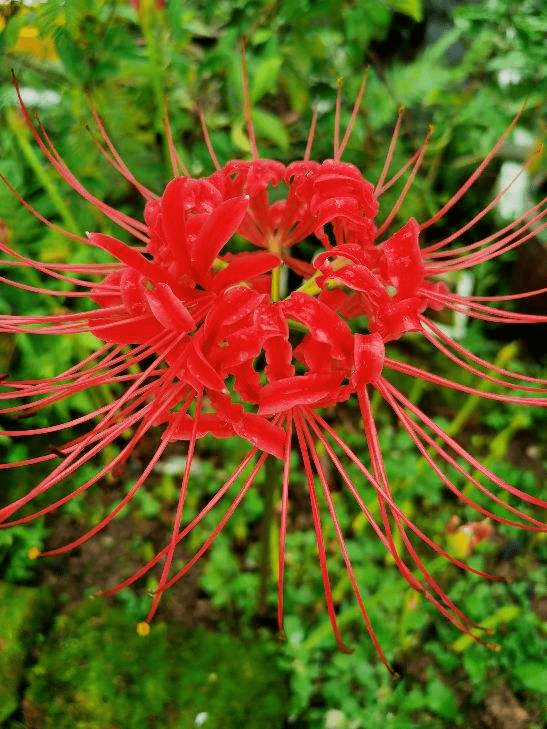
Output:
[531,594,547,621]
[40,503,217,629]
[482,683,530,729]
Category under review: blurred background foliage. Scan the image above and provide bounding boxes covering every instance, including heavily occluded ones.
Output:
[0,0,547,728]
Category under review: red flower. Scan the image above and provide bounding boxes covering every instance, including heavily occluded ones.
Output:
[1,78,546,666]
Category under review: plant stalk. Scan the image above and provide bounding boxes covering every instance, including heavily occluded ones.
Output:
[258,456,278,617]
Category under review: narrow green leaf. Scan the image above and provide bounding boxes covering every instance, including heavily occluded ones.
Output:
[251,56,283,103]
[451,604,521,652]
[54,28,88,83]
[252,108,290,150]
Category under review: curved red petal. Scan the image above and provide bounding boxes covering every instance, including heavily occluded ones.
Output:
[259,373,344,415]
[145,283,195,332]
[191,196,250,279]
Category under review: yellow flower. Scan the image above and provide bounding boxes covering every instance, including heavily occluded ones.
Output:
[1,6,57,61]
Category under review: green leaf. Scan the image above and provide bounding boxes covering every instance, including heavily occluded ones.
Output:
[451,604,521,652]
[231,117,251,154]
[251,56,283,103]
[54,28,88,83]
[252,108,290,150]
[282,70,310,114]
[425,678,459,720]
[514,662,547,693]
[1,11,25,52]
[463,649,489,684]
[386,0,422,22]
[231,109,290,153]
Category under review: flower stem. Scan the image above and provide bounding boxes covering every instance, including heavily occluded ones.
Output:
[446,341,520,438]
[271,264,281,302]
[258,456,278,617]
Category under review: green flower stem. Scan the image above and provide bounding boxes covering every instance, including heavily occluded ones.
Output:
[257,456,278,616]
[271,264,282,302]
[445,340,520,439]
[7,109,80,234]
[484,410,530,464]
[268,233,284,303]
[393,341,523,498]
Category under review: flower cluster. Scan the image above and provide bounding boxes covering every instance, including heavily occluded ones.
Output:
[1,79,546,664]
[88,157,449,452]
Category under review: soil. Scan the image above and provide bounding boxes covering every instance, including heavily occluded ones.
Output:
[41,494,219,630]
[481,683,530,729]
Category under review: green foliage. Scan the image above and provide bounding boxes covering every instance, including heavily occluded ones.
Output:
[0,0,546,727]
[0,583,53,724]
[514,662,547,693]
[24,600,288,729]
[454,0,547,96]
[0,521,46,583]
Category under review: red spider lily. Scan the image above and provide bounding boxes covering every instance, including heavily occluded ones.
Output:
[1,73,547,667]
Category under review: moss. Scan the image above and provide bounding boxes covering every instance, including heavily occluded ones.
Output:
[0,582,53,724]
[24,599,288,728]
